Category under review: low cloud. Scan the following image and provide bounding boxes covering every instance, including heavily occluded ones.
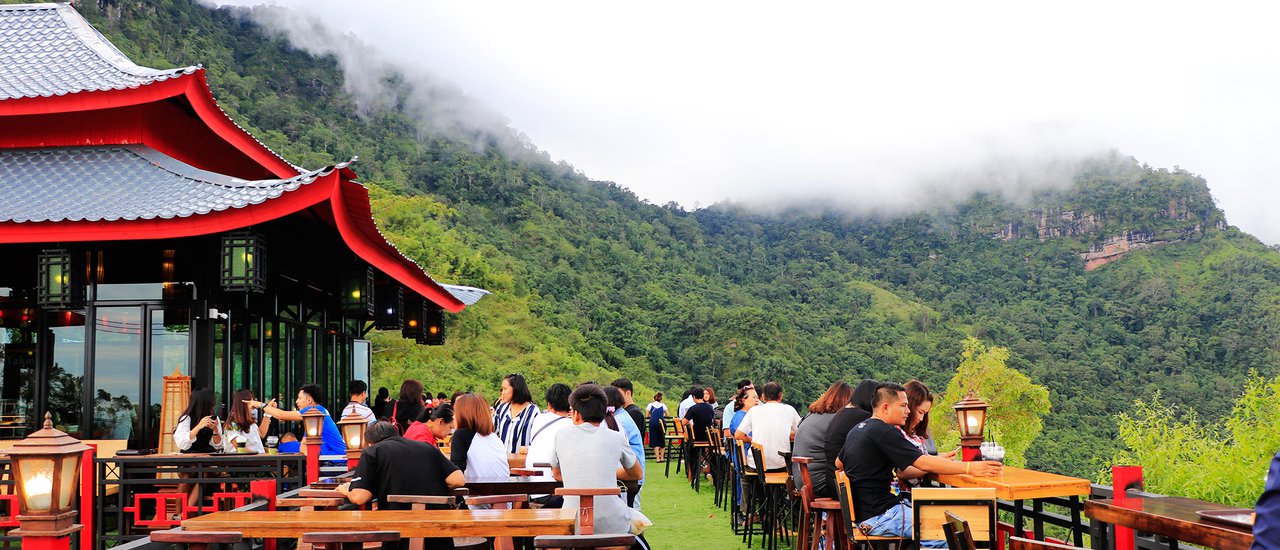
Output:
[209,1,1280,244]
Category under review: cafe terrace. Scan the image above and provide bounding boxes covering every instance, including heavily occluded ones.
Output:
[0,4,1261,550]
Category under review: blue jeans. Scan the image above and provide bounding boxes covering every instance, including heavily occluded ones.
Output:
[859,498,946,548]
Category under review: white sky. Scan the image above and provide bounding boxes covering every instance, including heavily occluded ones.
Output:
[219,1,1280,244]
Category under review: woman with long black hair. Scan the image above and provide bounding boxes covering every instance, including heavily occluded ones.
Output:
[222,389,273,453]
[494,373,540,454]
[173,388,220,508]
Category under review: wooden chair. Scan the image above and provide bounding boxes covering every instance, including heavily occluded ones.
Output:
[794,456,842,550]
[942,511,976,550]
[554,487,620,535]
[664,419,686,478]
[300,531,401,550]
[912,487,995,548]
[150,528,242,550]
[1008,537,1083,550]
[533,534,635,550]
[833,470,904,549]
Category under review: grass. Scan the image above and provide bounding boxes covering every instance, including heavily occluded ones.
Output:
[640,458,750,549]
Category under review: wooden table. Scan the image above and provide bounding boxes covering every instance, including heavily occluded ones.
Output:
[182,509,577,538]
[931,465,1092,545]
[466,475,562,496]
[1085,496,1254,550]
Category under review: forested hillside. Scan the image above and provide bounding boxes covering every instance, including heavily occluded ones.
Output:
[70,0,1280,477]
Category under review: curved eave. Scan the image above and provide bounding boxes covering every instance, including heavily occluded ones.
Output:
[0,70,301,179]
[0,171,466,313]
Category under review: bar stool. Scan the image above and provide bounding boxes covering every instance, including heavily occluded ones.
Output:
[301,531,401,550]
[150,528,242,550]
[533,534,635,550]
[664,419,686,478]
[833,471,903,549]
[793,456,842,550]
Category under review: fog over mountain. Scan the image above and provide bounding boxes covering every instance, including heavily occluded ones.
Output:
[214,0,1280,244]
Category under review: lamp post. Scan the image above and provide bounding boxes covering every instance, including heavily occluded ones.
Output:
[301,408,326,484]
[337,412,368,471]
[7,413,91,550]
[952,392,989,462]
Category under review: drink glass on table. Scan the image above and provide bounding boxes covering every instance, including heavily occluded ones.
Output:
[986,444,1005,464]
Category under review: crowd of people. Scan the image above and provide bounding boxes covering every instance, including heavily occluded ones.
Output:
[170,371,1007,547]
[173,376,654,549]
[662,377,1001,546]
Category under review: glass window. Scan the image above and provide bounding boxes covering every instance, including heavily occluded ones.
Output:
[149,309,189,450]
[47,322,86,438]
[0,330,37,440]
[352,340,370,388]
[92,307,141,445]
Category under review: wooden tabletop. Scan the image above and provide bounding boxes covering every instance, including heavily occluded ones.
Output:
[1085,496,1254,550]
[930,465,1091,500]
[182,509,577,538]
[465,475,562,496]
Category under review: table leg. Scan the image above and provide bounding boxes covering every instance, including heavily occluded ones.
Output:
[1070,496,1084,547]
[1089,517,1108,550]
[1032,499,1044,539]
[1013,499,1025,538]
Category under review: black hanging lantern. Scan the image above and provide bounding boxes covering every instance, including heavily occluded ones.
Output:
[36,250,83,309]
[401,297,424,340]
[418,307,445,346]
[374,285,404,330]
[342,265,375,317]
[220,232,265,293]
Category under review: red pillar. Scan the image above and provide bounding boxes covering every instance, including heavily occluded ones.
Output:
[1112,465,1143,550]
[80,444,95,550]
[306,441,321,484]
[18,535,74,550]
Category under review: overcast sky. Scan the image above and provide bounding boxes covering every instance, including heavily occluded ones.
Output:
[218,1,1280,244]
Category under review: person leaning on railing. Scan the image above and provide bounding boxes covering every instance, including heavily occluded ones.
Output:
[245,384,345,457]
[835,382,1002,548]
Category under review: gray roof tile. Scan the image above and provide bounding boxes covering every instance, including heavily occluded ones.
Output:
[0,145,345,223]
[0,3,197,100]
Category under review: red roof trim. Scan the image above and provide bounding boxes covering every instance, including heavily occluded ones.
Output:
[331,180,466,313]
[0,70,298,178]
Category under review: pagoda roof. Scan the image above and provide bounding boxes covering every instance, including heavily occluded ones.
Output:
[0,3,197,100]
[0,146,334,223]
[0,145,468,312]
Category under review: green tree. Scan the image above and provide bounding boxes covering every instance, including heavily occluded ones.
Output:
[1111,372,1280,507]
[934,337,1052,468]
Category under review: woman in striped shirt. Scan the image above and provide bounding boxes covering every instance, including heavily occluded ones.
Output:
[494,373,540,454]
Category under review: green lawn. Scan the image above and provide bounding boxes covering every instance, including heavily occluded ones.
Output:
[640,458,751,550]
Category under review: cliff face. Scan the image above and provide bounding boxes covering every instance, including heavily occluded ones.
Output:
[991,195,1226,270]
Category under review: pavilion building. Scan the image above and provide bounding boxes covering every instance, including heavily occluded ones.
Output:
[0,3,485,450]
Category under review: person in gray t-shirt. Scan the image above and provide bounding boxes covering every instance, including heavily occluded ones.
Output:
[551,384,644,535]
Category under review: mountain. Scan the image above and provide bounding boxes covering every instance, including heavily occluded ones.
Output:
[72,0,1280,477]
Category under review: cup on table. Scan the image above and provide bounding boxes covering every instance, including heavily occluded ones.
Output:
[266,435,279,454]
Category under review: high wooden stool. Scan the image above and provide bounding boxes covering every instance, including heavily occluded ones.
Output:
[150,528,243,550]
[533,534,635,550]
[300,531,401,550]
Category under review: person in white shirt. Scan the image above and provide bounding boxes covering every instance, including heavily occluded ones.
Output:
[341,380,377,424]
[722,378,753,420]
[525,384,573,469]
[677,386,698,419]
[735,381,800,472]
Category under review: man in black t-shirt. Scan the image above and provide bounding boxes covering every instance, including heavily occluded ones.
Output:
[837,383,1001,546]
[683,385,715,442]
[339,421,465,550]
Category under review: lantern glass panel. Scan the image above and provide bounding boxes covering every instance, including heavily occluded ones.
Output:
[57,453,79,510]
[341,423,363,450]
[303,415,323,438]
[18,457,55,511]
